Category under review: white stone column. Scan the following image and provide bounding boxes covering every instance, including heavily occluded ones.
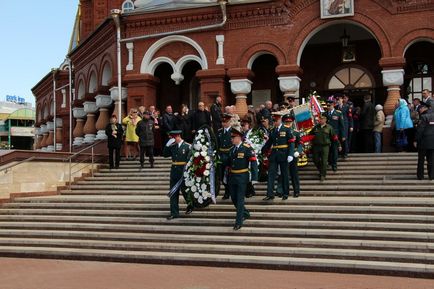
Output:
[55,118,63,151]
[40,124,48,151]
[230,79,252,117]
[72,107,86,146]
[216,35,225,65]
[83,101,98,143]
[46,121,55,152]
[110,86,128,120]
[95,94,113,140]
[382,69,404,121]
[126,42,134,71]
[278,76,301,101]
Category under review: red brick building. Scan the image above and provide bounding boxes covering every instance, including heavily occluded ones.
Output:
[32,0,434,151]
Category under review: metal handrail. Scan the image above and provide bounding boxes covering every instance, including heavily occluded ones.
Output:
[0,156,36,174]
[68,140,104,190]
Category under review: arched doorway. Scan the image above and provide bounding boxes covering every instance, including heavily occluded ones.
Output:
[404,41,434,101]
[300,22,382,105]
[250,54,280,107]
[154,60,201,113]
[327,65,375,107]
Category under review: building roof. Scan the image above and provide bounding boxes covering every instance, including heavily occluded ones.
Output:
[5,108,35,121]
[133,0,271,13]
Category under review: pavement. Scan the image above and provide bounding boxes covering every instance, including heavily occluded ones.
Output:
[1,258,433,289]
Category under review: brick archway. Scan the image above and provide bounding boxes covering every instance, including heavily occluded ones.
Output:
[290,14,391,65]
[238,42,286,69]
[395,28,434,57]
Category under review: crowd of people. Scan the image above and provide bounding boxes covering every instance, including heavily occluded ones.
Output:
[104,89,434,229]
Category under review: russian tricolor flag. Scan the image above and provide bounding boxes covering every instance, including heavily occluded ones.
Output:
[293,104,314,130]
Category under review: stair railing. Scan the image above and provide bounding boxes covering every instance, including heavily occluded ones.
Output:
[0,156,36,174]
[65,141,104,190]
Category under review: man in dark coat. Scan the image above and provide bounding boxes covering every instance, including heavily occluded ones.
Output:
[191,102,211,133]
[210,96,223,133]
[162,105,176,134]
[136,111,155,168]
[105,115,124,169]
[359,94,376,153]
[325,99,345,171]
[415,104,434,180]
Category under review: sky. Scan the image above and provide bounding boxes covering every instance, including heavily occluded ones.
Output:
[0,1,79,107]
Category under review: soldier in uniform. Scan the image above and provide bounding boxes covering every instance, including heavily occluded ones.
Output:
[163,130,192,220]
[282,113,301,198]
[325,99,345,171]
[335,93,352,158]
[262,111,296,200]
[217,114,233,200]
[310,115,341,182]
[227,125,258,230]
[241,118,256,198]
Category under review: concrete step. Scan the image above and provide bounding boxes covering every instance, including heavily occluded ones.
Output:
[1,209,433,222]
[0,238,433,264]
[66,184,434,192]
[1,211,433,224]
[10,196,434,207]
[0,246,432,276]
[1,219,434,234]
[59,189,434,198]
[74,179,434,186]
[2,230,432,252]
[3,204,434,215]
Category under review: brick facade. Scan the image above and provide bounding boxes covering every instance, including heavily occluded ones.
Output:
[32,0,433,151]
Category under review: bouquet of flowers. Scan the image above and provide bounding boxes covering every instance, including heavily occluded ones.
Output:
[184,126,218,208]
[246,128,268,182]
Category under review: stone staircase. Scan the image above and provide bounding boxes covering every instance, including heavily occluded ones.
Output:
[0,153,433,277]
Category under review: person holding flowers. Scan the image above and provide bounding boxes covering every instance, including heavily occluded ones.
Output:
[227,125,258,231]
[217,114,234,200]
[163,130,192,220]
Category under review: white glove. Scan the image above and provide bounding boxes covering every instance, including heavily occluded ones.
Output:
[166,138,175,147]
[287,156,294,163]
[294,151,300,158]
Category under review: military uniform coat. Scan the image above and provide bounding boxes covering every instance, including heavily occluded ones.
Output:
[228,142,258,226]
[163,141,191,217]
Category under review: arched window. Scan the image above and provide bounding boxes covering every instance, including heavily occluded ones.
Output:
[122,0,134,13]
[406,61,432,101]
[328,66,373,90]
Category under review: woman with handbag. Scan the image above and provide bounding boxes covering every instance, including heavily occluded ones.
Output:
[393,99,413,152]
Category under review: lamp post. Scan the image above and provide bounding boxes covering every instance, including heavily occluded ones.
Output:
[111,9,122,124]
[52,68,57,151]
[67,57,73,152]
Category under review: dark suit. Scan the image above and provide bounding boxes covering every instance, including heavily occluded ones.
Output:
[105,123,124,168]
[210,102,222,132]
[217,127,233,197]
[416,111,434,180]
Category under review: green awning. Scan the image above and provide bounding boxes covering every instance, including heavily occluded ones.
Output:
[7,108,36,120]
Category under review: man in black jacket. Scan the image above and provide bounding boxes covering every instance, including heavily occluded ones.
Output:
[136,111,155,168]
[162,105,177,144]
[105,115,124,169]
[191,102,211,133]
[359,95,376,153]
[415,103,434,180]
[210,96,223,132]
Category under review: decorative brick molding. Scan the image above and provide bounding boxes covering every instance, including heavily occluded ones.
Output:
[238,42,287,68]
